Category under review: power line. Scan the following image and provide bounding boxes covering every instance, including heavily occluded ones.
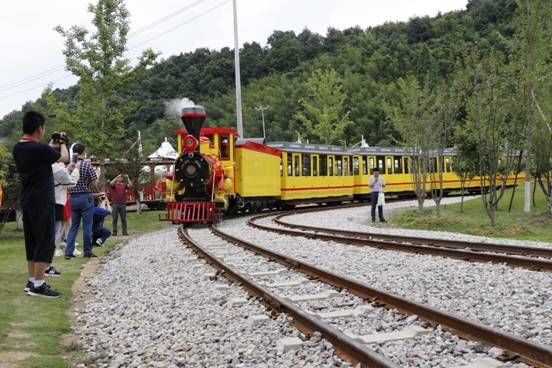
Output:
[0,66,66,92]
[0,75,73,100]
[0,0,232,101]
[128,0,211,38]
[0,0,215,91]
[128,0,231,51]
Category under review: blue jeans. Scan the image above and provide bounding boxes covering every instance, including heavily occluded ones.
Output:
[66,193,94,256]
[93,227,112,244]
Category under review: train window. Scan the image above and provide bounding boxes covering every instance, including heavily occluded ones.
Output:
[302,154,311,176]
[205,134,215,149]
[287,153,292,176]
[394,157,402,174]
[353,157,359,175]
[336,156,342,176]
[328,156,334,176]
[280,157,283,177]
[369,157,376,174]
[312,155,319,176]
[429,157,437,173]
[445,157,451,173]
[376,156,386,174]
[349,157,353,176]
[219,134,230,160]
[294,155,301,176]
[362,157,368,175]
[320,155,327,176]
[403,157,410,174]
[386,157,393,174]
[343,157,349,176]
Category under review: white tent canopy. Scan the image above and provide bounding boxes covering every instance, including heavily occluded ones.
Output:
[148,138,178,160]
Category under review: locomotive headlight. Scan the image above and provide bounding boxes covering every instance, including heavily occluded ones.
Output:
[184,163,198,177]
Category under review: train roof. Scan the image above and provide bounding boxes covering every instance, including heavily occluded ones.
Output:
[267,142,457,156]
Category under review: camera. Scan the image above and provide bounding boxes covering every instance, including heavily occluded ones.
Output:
[51,132,68,145]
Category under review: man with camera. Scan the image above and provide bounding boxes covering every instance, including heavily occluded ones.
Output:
[110,173,132,236]
[66,143,98,259]
[12,111,68,298]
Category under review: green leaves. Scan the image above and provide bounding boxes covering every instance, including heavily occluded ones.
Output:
[55,0,157,159]
[294,69,352,145]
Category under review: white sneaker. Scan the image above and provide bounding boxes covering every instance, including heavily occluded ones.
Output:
[54,249,63,257]
[73,248,82,256]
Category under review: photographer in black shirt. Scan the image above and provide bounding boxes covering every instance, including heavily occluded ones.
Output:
[12,111,69,298]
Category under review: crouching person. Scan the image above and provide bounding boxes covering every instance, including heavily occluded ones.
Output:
[93,194,111,247]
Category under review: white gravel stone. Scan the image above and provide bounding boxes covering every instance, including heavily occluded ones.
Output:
[284,196,552,249]
[189,228,530,368]
[219,203,552,348]
[73,228,349,367]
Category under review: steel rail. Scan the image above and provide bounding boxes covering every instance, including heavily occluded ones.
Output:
[247,215,552,272]
[210,225,552,368]
[274,212,552,259]
[177,227,399,368]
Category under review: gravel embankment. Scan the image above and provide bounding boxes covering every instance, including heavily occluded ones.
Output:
[220,208,552,347]
[73,229,349,368]
[188,228,529,368]
[284,197,552,249]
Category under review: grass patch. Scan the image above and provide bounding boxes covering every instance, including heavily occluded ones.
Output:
[0,210,169,368]
[392,186,552,243]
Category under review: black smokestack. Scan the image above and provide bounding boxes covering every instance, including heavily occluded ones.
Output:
[180,105,207,141]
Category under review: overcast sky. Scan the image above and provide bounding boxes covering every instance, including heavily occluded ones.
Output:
[0,0,468,117]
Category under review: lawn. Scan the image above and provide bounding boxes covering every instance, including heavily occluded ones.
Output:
[392,185,552,243]
[0,210,170,368]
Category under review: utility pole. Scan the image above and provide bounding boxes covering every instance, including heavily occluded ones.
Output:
[255,105,270,138]
[233,0,244,138]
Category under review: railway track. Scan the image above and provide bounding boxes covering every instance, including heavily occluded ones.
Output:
[179,225,552,368]
[246,208,552,272]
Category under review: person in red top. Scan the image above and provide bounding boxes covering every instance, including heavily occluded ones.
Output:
[110,173,132,236]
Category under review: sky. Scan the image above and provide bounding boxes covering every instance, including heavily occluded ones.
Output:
[0,0,468,117]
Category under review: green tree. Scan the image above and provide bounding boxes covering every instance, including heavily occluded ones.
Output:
[294,69,351,144]
[55,0,157,159]
[466,53,515,226]
[385,75,435,211]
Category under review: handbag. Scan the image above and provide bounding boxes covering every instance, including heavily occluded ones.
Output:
[377,191,385,206]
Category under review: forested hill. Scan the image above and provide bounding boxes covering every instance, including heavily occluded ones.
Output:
[0,0,516,153]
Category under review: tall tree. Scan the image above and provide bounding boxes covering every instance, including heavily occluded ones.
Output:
[294,69,352,145]
[55,0,157,159]
[385,75,435,211]
[513,0,552,213]
[466,53,516,226]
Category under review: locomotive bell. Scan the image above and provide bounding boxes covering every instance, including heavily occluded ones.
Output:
[181,105,207,143]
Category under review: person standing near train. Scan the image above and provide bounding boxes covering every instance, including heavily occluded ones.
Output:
[368,168,386,224]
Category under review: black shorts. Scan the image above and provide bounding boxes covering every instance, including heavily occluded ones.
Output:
[22,205,56,263]
[55,204,65,222]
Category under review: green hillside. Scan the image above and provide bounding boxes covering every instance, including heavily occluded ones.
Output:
[0,0,517,154]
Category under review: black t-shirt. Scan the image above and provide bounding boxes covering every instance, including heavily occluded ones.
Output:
[12,141,61,210]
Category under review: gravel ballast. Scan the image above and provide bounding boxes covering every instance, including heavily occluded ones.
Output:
[73,229,350,368]
[186,228,529,368]
[219,202,552,347]
[284,197,552,249]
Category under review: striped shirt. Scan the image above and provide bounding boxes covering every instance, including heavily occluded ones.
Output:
[68,160,97,194]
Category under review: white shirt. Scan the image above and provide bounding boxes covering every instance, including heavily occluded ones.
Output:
[368,175,385,192]
[52,162,79,205]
